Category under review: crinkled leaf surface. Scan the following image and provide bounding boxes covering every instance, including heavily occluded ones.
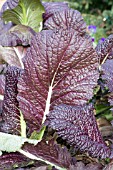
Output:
[102,59,113,110]
[96,34,113,63]
[0,24,35,47]
[23,139,76,169]
[0,75,5,96]
[2,0,45,32]
[0,153,30,170]
[69,162,103,170]
[44,9,86,35]
[0,45,28,68]
[102,59,113,92]
[46,104,110,159]
[42,2,68,22]
[18,29,99,132]
[0,66,21,134]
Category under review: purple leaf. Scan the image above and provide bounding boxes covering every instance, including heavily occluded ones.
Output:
[103,160,113,170]
[102,59,113,92]
[0,25,35,47]
[96,34,113,63]
[102,59,113,110]
[17,29,99,133]
[0,74,5,96]
[0,66,21,135]
[46,104,110,159]
[0,153,30,169]
[0,0,19,14]
[0,64,7,74]
[23,139,76,169]
[42,2,68,22]
[69,162,103,170]
[44,9,86,35]
[0,17,13,35]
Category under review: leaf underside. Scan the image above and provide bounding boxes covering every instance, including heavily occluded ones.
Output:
[23,139,76,169]
[0,25,35,47]
[0,46,27,68]
[46,104,111,159]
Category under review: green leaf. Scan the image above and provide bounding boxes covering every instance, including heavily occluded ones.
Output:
[95,104,111,115]
[30,126,46,140]
[2,0,45,32]
[0,132,39,153]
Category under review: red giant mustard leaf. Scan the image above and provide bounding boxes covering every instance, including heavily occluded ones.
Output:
[46,104,111,159]
[0,66,21,135]
[1,0,19,13]
[96,35,113,63]
[23,139,76,169]
[0,153,30,169]
[102,59,113,92]
[17,28,99,133]
[42,2,69,22]
[102,59,113,110]
[44,9,86,35]
[0,75,5,96]
[69,162,103,170]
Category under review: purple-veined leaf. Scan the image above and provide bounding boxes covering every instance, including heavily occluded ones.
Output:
[0,153,30,170]
[23,139,76,169]
[44,9,86,35]
[0,0,19,14]
[42,2,68,22]
[96,35,113,64]
[0,66,21,135]
[0,46,27,68]
[102,59,113,92]
[101,59,113,110]
[0,74,5,96]
[69,162,103,170]
[46,104,111,159]
[17,28,99,133]
[0,25,35,47]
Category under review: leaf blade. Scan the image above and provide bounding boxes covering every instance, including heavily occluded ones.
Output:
[46,104,111,159]
[18,29,99,132]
